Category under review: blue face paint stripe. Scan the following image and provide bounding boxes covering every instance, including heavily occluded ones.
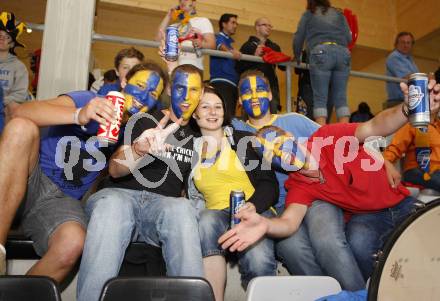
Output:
[171,71,190,118]
[123,71,162,114]
[256,76,269,91]
[239,78,251,96]
[147,72,161,93]
[239,76,270,118]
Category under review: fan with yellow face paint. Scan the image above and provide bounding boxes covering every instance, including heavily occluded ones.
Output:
[123,70,164,115]
[239,75,270,118]
[171,70,202,120]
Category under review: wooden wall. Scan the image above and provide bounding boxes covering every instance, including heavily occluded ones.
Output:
[3,0,439,113]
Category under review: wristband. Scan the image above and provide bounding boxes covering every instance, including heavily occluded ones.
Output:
[73,108,82,125]
[401,104,409,117]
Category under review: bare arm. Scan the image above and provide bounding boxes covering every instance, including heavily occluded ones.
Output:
[218,203,307,252]
[156,9,173,41]
[218,44,241,60]
[356,81,440,142]
[267,204,307,237]
[355,101,407,143]
[11,95,116,127]
[11,96,78,126]
[201,32,216,50]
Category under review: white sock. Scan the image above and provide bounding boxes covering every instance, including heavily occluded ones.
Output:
[0,243,5,255]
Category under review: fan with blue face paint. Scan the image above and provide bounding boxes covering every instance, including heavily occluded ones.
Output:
[239,75,271,118]
[123,70,164,115]
[255,125,307,172]
[171,70,202,120]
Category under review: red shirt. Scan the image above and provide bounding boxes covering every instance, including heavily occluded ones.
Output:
[285,123,409,214]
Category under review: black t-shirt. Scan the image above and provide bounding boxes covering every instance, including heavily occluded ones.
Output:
[107,111,197,197]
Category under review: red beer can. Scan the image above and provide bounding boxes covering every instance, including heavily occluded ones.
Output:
[97,91,125,144]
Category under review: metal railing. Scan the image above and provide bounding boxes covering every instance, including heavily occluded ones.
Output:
[27,22,405,112]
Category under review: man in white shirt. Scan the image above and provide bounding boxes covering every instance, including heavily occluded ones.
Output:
[157,0,215,70]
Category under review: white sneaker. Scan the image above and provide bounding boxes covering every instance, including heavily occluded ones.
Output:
[0,244,6,275]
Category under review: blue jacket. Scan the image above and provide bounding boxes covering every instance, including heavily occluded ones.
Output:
[293,7,351,59]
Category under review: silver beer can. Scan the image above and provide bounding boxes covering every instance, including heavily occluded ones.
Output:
[408,73,430,128]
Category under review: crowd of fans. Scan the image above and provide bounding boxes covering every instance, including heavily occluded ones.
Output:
[0,0,439,301]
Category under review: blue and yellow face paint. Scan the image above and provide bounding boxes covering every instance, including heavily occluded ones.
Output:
[123,70,164,115]
[256,126,306,172]
[239,75,270,118]
[171,71,202,120]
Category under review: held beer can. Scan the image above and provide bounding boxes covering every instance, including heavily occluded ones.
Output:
[230,190,245,228]
[165,25,179,62]
[97,91,125,144]
[408,73,430,128]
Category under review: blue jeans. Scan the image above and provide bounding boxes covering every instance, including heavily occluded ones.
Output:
[309,44,351,119]
[403,168,440,191]
[77,188,204,301]
[199,208,277,288]
[276,201,365,291]
[347,196,417,279]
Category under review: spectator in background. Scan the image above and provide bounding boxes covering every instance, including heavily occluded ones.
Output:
[103,69,118,85]
[236,17,285,113]
[386,32,418,106]
[383,102,440,191]
[293,0,352,125]
[97,47,144,95]
[0,12,30,122]
[210,13,241,117]
[349,102,374,123]
[295,49,334,122]
[157,0,215,70]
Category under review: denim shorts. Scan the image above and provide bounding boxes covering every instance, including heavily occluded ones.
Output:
[199,208,275,257]
[19,165,87,256]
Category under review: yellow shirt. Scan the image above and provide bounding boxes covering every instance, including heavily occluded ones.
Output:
[193,142,255,210]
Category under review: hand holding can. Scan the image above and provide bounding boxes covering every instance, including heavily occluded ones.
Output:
[407,73,430,128]
[230,190,246,228]
[165,25,179,62]
[97,91,125,144]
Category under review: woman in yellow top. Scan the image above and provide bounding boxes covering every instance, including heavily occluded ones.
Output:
[187,86,278,301]
[383,106,440,191]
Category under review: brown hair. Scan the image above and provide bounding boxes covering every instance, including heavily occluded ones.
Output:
[394,31,415,47]
[125,61,168,88]
[307,0,331,14]
[114,47,144,69]
[170,64,203,82]
[238,69,271,91]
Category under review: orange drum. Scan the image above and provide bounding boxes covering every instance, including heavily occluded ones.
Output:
[368,198,440,301]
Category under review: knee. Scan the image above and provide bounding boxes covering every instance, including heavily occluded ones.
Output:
[239,241,277,280]
[49,223,85,269]
[2,118,39,146]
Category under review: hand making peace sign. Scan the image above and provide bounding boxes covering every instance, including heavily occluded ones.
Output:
[132,111,183,156]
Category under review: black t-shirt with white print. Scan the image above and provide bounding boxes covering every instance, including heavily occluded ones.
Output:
[107,110,196,197]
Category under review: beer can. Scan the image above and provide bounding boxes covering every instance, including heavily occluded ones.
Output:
[97,91,125,145]
[165,25,179,62]
[230,190,245,228]
[408,73,430,128]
